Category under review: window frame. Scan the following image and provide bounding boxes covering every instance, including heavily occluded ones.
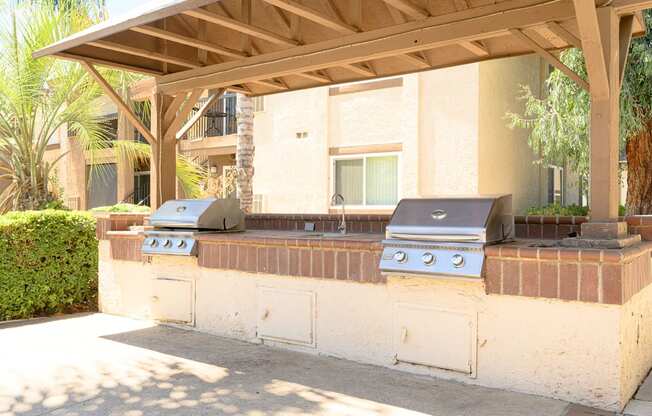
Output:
[329,151,401,210]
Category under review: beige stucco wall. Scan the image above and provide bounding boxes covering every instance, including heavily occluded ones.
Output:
[478,56,544,213]
[99,242,651,411]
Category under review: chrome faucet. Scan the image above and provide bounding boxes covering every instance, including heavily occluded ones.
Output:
[331,193,347,234]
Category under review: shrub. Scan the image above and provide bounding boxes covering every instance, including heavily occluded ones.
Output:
[0,210,98,320]
[526,203,627,217]
[90,203,150,213]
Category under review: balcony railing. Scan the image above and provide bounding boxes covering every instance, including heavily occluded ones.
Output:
[185,94,237,140]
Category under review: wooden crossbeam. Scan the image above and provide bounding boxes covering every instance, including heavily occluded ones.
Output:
[157,0,577,94]
[296,71,332,83]
[397,52,431,68]
[176,89,225,140]
[88,40,201,69]
[54,52,164,76]
[80,61,156,145]
[164,88,204,140]
[262,0,358,34]
[183,8,298,47]
[619,14,634,87]
[130,25,247,59]
[510,29,589,91]
[572,0,609,99]
[251,79,289,90]
[164,93,189,127]
[546,21,582,49]
[459,40,490,56]
[341,63,376,77]
[381,0,428,20]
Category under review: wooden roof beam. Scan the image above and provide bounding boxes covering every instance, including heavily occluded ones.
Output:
[164,88,204,140]
[546,21,582,49]
[397,52,431,68]
[341,63,376,77]
[54,52,163,76]
[251,79,289,90]
[572,0,609,99]
[87,40,202,69]
[130,25,247,59]
[81,61,156,145]
[183,8,298,47]
[262,0,358,34]
[381,0,429,20]
[459,40,490,56]
[510,29,589,91]
[296,71,332,83]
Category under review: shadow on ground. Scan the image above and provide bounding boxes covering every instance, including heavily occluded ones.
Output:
[0,313,571,416]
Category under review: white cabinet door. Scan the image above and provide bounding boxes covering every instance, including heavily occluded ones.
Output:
[151,278,194,324]
[394,303,476,374]
[257,287,315,347]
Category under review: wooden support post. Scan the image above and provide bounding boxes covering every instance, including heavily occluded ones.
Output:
[149,93,177,209]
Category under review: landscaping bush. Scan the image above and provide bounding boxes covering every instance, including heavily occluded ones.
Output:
[526,203,626,217]
[90,203,150,213]
[0,210,98,320]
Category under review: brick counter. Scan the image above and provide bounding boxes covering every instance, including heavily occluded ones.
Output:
[515,215,652,240]
[485,241,652,305]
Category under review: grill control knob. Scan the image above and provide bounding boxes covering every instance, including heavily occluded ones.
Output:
[148,238,158,247]
[393,251,408,263]
[176,240,186,249]
[162,239,172,248]
[451,254,465,268]
[422,252,436,266]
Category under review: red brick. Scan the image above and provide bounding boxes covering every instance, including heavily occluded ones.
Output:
[558,224,572,238]
[245,246,257,273]
[602,264,623,304]
[580,249,601,262]
[311,250,323,278]
[336,251,348,280]
[542,216,558,224]
[484,245,500,257]
[559,249,579,261]
[515,224,527,238]
[257,247,267,273]
[558,216,574,225]
[559,263,578,301]
[603,250,623,263]
[527,224,543,239]
[638,226,652,241]
[267,247,278,274]
[228,245,238,269]
[500,246,519,259]
[521,261,539,297]
[219,244,229,269]
[484,258,502,294]
[289,248,300,276]
[278,247,289,275]
[323,250,335,279]
[540,262,559,299]
[519,247,538,259]
[300,250,311,277]
[349,252,362,281]
[542,224,558,239]
[579,264,599,303]
[502,261,520,295]
[539,249,559,260]
[361,252,375,283]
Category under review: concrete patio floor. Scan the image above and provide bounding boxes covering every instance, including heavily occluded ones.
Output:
[0,313,623,416]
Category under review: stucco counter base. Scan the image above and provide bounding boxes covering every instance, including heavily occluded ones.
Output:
[99,235,652,412]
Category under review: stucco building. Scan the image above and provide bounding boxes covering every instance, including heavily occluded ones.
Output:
[46,55,579,213]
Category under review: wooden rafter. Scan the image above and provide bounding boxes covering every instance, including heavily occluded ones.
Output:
[619,14,635,87]
[262,0,358,34]
[341,63,375,77]
[573,0,609,99]
[156,1,577,94]
[88,40,201,69]
[459,40,490,56]
[80,61,156,145]
[176,89,225,139]
[164,88,204,140]
[546,21,582,49]
[296,71,331,83]
[381,0,428,20]
[164,93,189,127]
[183,8,298,47]
[130,25,247,59]
[250,79,289,90]
[397,53,431,68]
[54,52,164,76]
[510,29,589,91]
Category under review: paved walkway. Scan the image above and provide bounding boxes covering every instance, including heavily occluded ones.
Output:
[625,372,652,416]
[0,313,622,416]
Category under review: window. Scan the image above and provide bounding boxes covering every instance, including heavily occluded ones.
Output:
[253,96,265,112]
[332,153,399,207]
[547,166,564,204]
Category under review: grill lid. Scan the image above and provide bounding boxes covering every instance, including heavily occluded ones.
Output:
[386,195,513,243]
[149,198,244,230]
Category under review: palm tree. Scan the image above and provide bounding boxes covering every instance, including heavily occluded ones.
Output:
[0,0,205,212]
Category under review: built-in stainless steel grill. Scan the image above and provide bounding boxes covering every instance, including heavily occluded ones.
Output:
[379,195,513,278]
[142,198,245,256]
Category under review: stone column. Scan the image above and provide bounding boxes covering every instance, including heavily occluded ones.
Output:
[236,94,254,213]
[149,93,177,209]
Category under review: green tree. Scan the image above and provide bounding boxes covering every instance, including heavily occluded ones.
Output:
[506,11,652,214]
[0,0,205,212]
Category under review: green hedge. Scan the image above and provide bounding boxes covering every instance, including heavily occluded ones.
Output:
[0,210,98,320]
[526,203,627,217]
[90,203,150,213]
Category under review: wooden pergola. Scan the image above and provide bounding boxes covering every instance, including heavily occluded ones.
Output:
[33,0,652,237]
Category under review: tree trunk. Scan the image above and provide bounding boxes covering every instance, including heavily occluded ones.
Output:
[626,120,652,214]
[236,94,254,213]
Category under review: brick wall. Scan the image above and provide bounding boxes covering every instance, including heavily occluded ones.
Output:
[515,215,652,240]
[485,242,652,305]
[245,213,389,234]
[109,235,144,262]
[95,213,149,240]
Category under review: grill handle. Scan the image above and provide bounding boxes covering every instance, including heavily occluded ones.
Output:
[388,233,481,242]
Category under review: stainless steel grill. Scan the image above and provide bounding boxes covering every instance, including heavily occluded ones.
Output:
[379,195,513,278]
[142,198,245,256]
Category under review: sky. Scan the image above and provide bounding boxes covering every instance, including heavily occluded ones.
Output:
[105,0,141,19]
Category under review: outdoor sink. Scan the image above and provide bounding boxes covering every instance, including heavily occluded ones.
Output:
[298,232,352,239]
